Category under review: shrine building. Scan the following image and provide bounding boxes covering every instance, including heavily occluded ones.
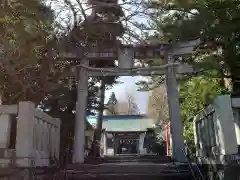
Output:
[88,115,157,156]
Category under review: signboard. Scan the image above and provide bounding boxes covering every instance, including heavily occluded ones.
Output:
[87,48,117,59]
[118,48,134,68]
[134,44,168,59]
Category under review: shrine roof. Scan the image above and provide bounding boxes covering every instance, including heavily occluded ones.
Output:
[102,114,148,120]
[103,118,155,132]
[87,115,156,132]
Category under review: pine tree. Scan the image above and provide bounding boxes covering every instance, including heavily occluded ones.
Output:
[106,92,118,115]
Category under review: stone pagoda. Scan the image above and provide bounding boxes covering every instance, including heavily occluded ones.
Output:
[67,0,124,63]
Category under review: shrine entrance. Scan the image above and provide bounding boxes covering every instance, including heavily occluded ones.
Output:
[114,132,140,155]
[104,131,145,156]
[117,139,138,154]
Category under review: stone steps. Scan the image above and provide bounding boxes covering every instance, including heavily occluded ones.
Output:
[0,156,194,180]
[66,156,193,180]
[67,172,193,180]
[85,155,172,164]
[67,164,188,173]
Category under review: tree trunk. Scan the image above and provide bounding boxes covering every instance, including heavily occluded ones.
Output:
[95,78,106,157]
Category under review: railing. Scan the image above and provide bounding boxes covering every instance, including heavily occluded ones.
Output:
[31,108,61,167]
[194,95,239,165]
[0,101,61,168]
[183,142,205,180]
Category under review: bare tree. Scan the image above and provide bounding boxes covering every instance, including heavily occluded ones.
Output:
[147,83,169,125]
[117,92,140,115]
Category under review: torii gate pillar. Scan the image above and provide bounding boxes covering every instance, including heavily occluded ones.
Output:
[165,53,186,162]
[73,59,89,163]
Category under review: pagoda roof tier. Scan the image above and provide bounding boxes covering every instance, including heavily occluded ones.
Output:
[69,18,124,42]
[80,18,124,36]
[93,3,124,17]
[91,2,124,17]
[69,30,120,44]
[88,0,118,5]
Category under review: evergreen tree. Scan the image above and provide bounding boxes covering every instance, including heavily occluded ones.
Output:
[107,92,118,105]
[0,0,56,104]
[106,92,118,115]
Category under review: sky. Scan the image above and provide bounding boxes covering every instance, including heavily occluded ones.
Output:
[105,76,149,114]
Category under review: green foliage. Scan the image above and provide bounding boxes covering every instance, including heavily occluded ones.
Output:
[146,0,240,93]
[0,0,54,60]
[146,128,165,155]
[179,71,228,122]
[0,0,57,103]
[40,81,100,117]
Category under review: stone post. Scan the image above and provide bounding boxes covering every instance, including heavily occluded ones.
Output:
[0,115,11,148]
[103,132,107,156]
[165,53,186,162]
[55,118,61,159]
[15,101,35,167]
[73,59,89,163]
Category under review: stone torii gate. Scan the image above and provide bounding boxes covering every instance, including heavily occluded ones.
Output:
[65,38,200,163]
